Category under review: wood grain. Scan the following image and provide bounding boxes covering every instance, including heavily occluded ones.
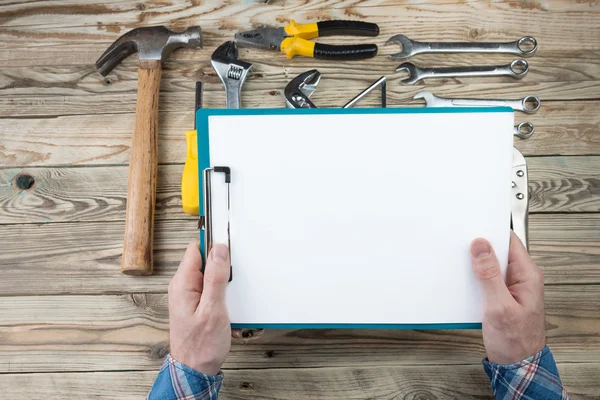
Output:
[2,74,600,118]
[1,0,600,397]
[0,286,598,374]
[1,157,598,225]
[0,365,598,400]
[2,51,600,98]
[1,100,599,169]
[1,0,599,69]
[0,215,598,296]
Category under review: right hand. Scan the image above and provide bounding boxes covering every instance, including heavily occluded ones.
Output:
[470,231,546,365]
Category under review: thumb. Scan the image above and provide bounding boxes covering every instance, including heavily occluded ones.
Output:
[200,244,231,304]
[471,238,515,306]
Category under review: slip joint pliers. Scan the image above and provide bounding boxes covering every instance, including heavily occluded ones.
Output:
[234,20,379,60]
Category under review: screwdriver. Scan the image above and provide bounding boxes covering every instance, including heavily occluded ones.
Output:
[181,82,202,215]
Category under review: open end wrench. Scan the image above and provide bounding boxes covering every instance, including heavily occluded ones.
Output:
[210,41,253,109]
[396,60,528,85]
[386,35,538,60]
[413,91,540,113]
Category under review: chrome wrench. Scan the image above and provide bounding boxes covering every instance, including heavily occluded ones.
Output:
[285,69,386,109]
[413,91,540,114]
[211,41,253,109]
[386,35,537,60]
[511,147,529,250]
[396,60,529,85]
[414,91,537,139]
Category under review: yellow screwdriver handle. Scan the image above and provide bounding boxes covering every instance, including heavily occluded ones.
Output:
[182,130,199,215]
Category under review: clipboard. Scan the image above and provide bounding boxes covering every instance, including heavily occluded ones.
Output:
[196,107,516,329]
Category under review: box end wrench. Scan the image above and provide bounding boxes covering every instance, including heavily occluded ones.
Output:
[211,41,253,109]
[396,60,528,85]
[386,34,537,60]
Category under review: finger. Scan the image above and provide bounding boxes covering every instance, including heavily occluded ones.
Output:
[506,230,545,300]
[471,238,516,307]
[199,244,231,307]
[232,329,242,339]
[169,241,204,314]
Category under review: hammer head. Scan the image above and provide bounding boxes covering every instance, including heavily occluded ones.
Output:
[96,26,202,76]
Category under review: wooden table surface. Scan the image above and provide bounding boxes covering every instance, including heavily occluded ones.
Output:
[1,1,599,398]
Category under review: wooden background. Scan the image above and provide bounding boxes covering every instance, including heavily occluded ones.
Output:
[1,0,599,398]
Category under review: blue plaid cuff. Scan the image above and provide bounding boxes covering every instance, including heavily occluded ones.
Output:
[148,354,223,400]
[483,345,569,400]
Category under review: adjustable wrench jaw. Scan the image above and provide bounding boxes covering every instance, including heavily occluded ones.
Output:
[210,41,253,109]
[284,69,321,109]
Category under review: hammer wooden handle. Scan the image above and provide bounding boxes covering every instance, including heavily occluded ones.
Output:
[122,60,162,275]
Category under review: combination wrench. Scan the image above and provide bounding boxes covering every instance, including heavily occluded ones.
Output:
[413,91,540,114]
[211,41,253,109]
[396,59,528,85]
[414,90,539,139]
[386,35,537,60]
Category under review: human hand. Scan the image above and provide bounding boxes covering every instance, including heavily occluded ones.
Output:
[471,231,546,365]
[168,241,240,375]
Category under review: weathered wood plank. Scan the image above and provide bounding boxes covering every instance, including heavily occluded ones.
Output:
[0,165,188,223]
[0,215,598,295]
[1,0,599,69]
[0,363,598,399]
[0,286,598,374]
[3,82,600,120]
[2,51,600,99]
[1,157,598,225]
[1,99,599,168]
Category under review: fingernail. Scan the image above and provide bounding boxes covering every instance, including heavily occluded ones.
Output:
[471,239,491,259]
[211,244,229,263]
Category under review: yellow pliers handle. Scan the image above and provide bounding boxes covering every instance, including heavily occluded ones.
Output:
[280,20,379,59]
[236,20,379,60]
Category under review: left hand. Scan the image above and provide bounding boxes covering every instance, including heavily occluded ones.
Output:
[168,241,240,375]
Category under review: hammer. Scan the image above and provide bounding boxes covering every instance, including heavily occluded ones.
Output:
[96,26,202,275]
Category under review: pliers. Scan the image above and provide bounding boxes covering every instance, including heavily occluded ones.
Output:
[234,20,379,60]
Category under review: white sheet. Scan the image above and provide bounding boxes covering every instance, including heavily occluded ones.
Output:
[207,110,514,325]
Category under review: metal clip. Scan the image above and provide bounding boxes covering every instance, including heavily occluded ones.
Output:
[511,148,529,250]
[202,166,233,281]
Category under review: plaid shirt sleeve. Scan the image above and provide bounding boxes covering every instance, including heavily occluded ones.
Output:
[483,345,569,400]
[147,354,223,400]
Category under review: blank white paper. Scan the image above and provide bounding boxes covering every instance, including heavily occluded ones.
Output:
[207,110,514,326]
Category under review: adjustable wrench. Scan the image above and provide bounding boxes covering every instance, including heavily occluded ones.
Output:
[211,41,253,108]
[396,60,528,85]
[386,35,537,60]
[285,69,386,109]
[413,91,540,114]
